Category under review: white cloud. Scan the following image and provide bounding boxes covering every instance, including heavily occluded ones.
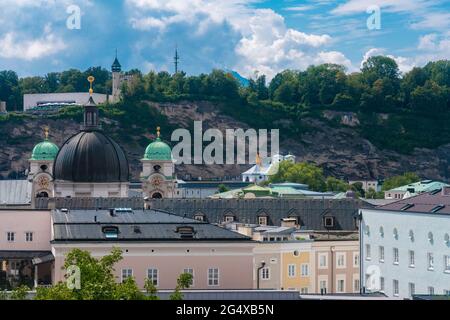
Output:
[0,25,66,61]
[410,12,450,30]
[361,31,450,74]
[126,0,353,79]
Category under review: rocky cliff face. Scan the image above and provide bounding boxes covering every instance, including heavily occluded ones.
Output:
[1,101,449,181]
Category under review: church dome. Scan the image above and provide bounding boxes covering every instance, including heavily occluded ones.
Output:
[31,139,59,161]
[144,137,172,161]
[54,131,129,183]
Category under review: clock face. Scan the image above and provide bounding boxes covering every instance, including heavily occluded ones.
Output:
[151,176,163,187]
[37,175,50,189]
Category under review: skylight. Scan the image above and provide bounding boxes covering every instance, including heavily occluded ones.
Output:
[430,204,445,213]
[400,203,414,211]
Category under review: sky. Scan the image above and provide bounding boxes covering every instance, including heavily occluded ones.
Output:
[0,0,448,79]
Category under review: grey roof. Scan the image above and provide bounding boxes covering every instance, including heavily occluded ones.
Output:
[51,209,252,242]
[0,250,51,259]
[150,198,371,231]
[0,180,31,205]
[35,197,145,210]
[376,187,450,214]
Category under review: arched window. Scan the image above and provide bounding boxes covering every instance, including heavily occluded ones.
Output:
[393,228,399,240]
[152,192,163,199]
[409,230,414,242]
[428,232,434,244]
[365,225,370,236]
[36,191,49,198]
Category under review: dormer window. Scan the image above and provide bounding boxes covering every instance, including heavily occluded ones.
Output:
[176,226,195,239]
[194,214,205,222]
[224,215,235,223]
[103,226,119,239]
[258,216,268,226]
[324,217,335,228]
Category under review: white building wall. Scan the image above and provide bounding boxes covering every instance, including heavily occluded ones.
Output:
[54,182,129,198]
[23,93,108,111]
[361,209,450,299]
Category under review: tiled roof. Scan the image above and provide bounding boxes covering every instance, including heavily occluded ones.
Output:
[387,180,448,193]
[0,180,32,205]
[376,187,450,214]
[51,209,252,242]
[150,198,370,231]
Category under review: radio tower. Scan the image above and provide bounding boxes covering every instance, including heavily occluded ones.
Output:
[174,45,180,74]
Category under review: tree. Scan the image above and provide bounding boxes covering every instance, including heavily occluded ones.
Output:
[382,173,420,191]
[269,161,326,191]
[326,177,350,192]
[217,184,230,193]
[9,285,29,300]
[170,273,193,300]
[365,188,384,199]
[361,56,400,86]
[350,182,365,198]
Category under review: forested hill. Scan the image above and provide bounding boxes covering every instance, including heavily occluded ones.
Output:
[0,57,449,181]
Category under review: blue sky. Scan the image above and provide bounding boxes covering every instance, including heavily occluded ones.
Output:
[0,0,448,79]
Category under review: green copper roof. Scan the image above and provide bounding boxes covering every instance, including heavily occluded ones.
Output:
[31,139,59,160]
[144,137,172,161]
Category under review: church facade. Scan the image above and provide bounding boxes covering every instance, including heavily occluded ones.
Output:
[28,77,176,203]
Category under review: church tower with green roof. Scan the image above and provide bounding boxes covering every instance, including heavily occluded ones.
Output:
[29,126,59,204]
[141,127,176,199]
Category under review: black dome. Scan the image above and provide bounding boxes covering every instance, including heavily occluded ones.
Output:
[54,130,129,183]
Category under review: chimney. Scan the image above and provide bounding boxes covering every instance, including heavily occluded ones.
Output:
[442,186,450,196]
[281,217,298,228]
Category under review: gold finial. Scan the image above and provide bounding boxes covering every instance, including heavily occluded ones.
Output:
[43,126,49,140]
[156,126,161,139]
[87,76,95,96]
[256,152,262,166]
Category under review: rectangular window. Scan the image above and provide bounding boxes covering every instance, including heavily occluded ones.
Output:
[393,248,399,265]
[337,279,345,293]
[393,280,399,296]
[319,280,327,294]
[428,287,434,295]
[258,216,267,225]
[261,267,270,280]
[7,232,15,242]
[353,253,359,267]
[288,264,296,278]
[354,279,360,293]
[445,255,450,273]
[183,268,194,286]
[208,268,219,286]
[25,232,33,242]
[366,244,371,260]
[121,269,133,282]
[380,277,385,292]
[379,246,384,262]
[147,268,159,286]
[337,253,346,268]
[319,253,328,268]
[301,264,309,277]
[300,287,308,294]
[409,250,415,267]
[409,283,415,297]
[427,253,434,270]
